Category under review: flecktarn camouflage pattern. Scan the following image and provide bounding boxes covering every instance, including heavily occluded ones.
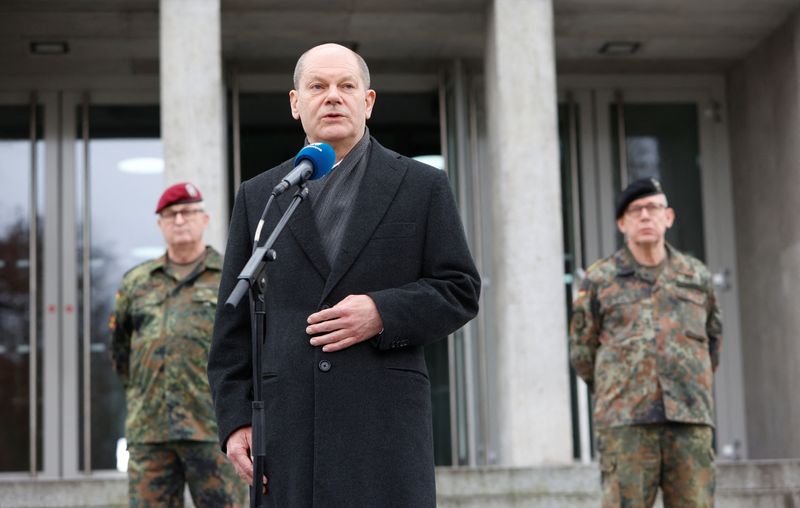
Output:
[110,247,246,507]
[110,247,223,443]
[597,424,715,508]
[569,244,722,429]
[128,441,246,507]
[569,243,721,508]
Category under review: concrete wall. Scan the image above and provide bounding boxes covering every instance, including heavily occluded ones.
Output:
[727,9,800,459]
[160,0,227,252]
[484,0,573,465]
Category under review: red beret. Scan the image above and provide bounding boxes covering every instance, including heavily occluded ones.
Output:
[155,182,203,213]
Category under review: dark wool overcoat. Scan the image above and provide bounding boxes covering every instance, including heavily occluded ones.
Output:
[208,139,481,508]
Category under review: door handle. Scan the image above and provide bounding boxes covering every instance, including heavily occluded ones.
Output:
[712,268,732,291]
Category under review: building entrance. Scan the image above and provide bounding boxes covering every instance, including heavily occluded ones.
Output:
[0,91,163,477]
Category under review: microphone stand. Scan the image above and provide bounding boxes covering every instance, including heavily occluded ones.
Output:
[225,185,310,508]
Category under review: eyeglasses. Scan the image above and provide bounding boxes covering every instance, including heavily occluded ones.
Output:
[160,208,205,222]
[625,203,667,217]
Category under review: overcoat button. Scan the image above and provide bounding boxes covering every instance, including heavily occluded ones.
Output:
[318,360,331,372]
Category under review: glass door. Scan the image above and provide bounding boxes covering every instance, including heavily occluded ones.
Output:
[0,92,163,477]
[604,92,706,258]
[70,94,164,473]
[0,94,44,475]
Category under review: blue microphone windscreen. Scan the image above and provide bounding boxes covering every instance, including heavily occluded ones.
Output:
[294,143,336,180]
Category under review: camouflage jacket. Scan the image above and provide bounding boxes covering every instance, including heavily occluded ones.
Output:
[109,247,222,444]
[569,244,722,429]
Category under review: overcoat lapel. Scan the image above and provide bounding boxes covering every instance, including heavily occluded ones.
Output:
[320,142,407,302]
[275,161,331,280]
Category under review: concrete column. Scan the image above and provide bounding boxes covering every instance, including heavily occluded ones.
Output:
[160,0,227,251]
[727,9,800,459]
[484,0,572,465]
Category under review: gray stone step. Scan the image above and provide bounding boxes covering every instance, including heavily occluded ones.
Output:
[1,460,798,507]
[435,460,800,507]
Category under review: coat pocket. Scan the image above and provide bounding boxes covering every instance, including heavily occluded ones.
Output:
[386,366,429,381]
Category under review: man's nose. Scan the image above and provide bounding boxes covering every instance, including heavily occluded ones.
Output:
[638,209,654,221]
[324,86,342,103]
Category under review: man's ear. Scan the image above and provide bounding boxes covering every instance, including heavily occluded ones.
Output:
[664,207,676,229]
[364,89,376,120]
[616,216,626,234]
[289,90,300,120]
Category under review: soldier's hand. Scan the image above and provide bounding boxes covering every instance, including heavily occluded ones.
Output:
[226,426,268,492]
[306,294,384,353]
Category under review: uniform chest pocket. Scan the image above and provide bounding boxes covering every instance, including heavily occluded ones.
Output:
[604,292,642,307]
[599,290,646,342]
[129,294,164,332]
[672,284,708,336]
[191,287,218,323]
[674,286,707,306]
[192,287,218,307]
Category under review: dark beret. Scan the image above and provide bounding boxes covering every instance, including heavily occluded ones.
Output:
[615,177,664,219]
[155,182,203,213]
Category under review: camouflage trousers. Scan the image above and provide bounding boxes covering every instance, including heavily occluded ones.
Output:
[128,441,247,508]
[597,423,715,508]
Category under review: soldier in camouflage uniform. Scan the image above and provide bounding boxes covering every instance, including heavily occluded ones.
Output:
[569,178,722,508]
[110,183,246,507]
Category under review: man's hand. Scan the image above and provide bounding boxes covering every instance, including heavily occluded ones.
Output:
[306,294,384,352]
[226,426,268,492]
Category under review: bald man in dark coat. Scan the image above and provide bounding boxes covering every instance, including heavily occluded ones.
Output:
[208,43,480,507]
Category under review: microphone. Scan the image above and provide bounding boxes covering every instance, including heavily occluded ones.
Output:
[272,143,336,197]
